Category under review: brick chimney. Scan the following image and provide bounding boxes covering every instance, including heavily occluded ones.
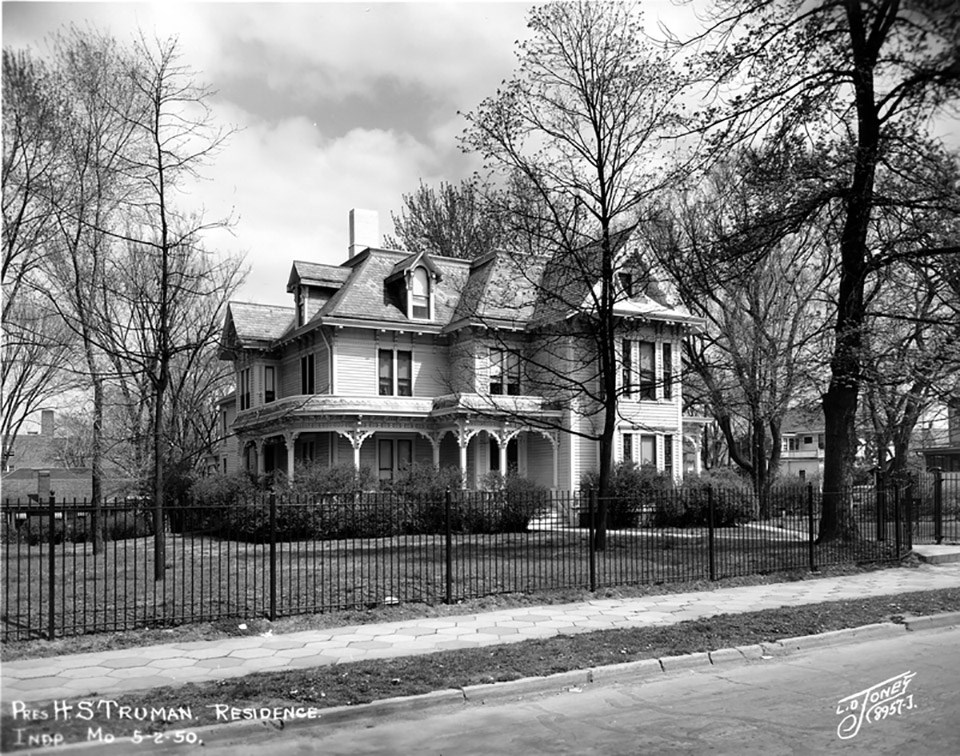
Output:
[37,470,51,501]
[348,208,380,258]
[41,409,54,437]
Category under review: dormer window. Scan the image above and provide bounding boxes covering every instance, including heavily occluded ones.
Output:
[410,267,430,319]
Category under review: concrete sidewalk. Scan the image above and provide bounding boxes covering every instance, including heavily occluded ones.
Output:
[4,561,960,704]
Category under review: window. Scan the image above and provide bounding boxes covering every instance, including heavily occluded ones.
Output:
[623,432,633,463]
[379,349,413,396]
[296,287,305,326]
[490,349,520,395]
[622,340,633,397]
[378,438,413,480]
[639,434,657,467]
[619,272,634,298]
[638,341,655,400]
[664,434,674,477]
[662,342,673,400]
[238,368,251,411]
[411,267,430,319]
[221,410,228,436]
[300,355,315,394]
[264,366,276,403]
[803,435,814,445]
[300,441,315,462]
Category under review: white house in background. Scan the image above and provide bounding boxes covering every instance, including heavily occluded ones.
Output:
[216,209,706,490]
[779,409,825,480]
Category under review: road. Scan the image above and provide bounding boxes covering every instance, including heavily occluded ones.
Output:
[193,626,960,755]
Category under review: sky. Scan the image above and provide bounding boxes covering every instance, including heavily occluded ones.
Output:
[2,1,698,308]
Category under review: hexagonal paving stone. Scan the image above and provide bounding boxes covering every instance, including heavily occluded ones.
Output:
[9,665,70,679]
[194,657,245,669]
[229,647,278,660]
[261,639,310,651]
[475,626,519,636]
[10,677,62,690]
[99,656,144,669]
[180,647,234,660]
[60,666,112,679]
[60,676,116,693]
[149,657,197,669]
[276,646,329,659]
[348,640,394,650]
[108,667,161,679]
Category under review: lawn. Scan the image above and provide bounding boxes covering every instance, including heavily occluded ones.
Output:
[2,521,900,641]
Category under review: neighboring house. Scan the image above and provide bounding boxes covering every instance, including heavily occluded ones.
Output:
[779,408,825,480]
[1,410,93,502]
[918,403,960,473]
[218,209,705,490]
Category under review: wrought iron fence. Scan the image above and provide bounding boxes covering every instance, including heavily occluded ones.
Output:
[1,478,949,642]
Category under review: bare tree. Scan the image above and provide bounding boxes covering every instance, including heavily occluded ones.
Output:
[677,0,960,540]
[648,156,833,511]
[462,1,689,547]
[385,179,506,259]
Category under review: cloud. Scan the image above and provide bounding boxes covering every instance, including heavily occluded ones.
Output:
[195,102,460,306]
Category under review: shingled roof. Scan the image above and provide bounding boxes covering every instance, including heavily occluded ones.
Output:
[286,261,351,292]
[318,248,470,326]
[220,302,295,357]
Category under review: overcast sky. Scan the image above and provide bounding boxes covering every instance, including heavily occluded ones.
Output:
[3,1,699,308]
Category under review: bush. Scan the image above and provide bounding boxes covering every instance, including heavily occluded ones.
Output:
[14,505,154,545]
[665,469,758,527]
[472,473,551,533]
[291,462,377,495]
[580,463,671,528]
[178,471,259,533]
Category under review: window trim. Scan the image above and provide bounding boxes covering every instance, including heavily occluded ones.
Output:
[662,342,673,400]
[489,348,521,396]
[410,267,431,320]
[264,365,276,403]
[638,341,656,401]
[378,348,414,397]
[238,367,251,411]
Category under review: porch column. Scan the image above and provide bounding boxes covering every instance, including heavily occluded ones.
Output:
[426,432,442,470]
[552,440,559,490]
[284,431,300,483]
[498,432,508,477]
[255,438,265,477]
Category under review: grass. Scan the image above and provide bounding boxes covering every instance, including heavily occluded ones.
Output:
[3,581,958,752]
[2,520,902,641]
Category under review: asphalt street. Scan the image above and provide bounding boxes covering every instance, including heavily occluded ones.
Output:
[194,625,960,755]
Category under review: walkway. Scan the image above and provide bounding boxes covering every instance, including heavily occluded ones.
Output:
[4,561,960,703]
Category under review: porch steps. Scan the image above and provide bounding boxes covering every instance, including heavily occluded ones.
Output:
[912,545,960,565]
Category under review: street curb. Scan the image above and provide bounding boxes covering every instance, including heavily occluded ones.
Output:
[766,621,904,655]
[902,610,960,632]
[19,613,959,755]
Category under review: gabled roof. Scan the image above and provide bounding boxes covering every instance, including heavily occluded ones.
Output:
[286,261,351,293]
[385,251,443,285]
[220,302,295,357]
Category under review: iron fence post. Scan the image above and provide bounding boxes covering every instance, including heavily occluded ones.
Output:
[933,468,943,545]
[874,468,885,542]
[904,483,913,552]
[269,493,277,621]
[808,483,816,572]
[48,493,56,640]
[588,489,596,592]
[444,488,453,604]
[893,485,902,558]
[707,485,716,582]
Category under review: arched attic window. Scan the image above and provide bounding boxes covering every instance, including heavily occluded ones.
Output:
[410,267,430,319]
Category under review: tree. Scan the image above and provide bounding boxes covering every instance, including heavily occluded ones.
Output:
[462,1,688,547]
[648,155,833,510]
[386,179,506,259]
[680,0,960,540]
[1,50,80,462]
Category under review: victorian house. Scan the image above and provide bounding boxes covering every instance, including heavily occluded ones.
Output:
[218,210,704,490]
